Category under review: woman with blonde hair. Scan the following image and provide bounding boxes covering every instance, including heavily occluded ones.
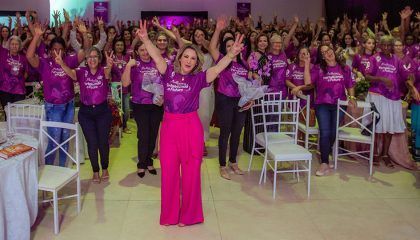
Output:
[135,20,244,226]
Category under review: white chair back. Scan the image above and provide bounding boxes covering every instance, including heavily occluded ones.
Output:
[261,98,300,144]
[334,100,378,175]
[7,103,44,138]
[250,92,282,138]
[39,121,80,170]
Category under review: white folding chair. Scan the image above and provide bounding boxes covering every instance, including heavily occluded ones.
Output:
[38,121,81,234]
[248,92,293,171]
[295,94,318,149]
[333,100,377,175]
[7,103,44,138]
[259,98,312,198]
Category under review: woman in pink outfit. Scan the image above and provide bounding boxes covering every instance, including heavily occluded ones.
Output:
[135,20,244,226]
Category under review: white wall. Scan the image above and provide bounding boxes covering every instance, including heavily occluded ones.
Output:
[0,0,324,24]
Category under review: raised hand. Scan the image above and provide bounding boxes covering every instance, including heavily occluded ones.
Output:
[152,16,161,27]
[77,22,87,34]
[63,9,70,22]
[127,57,136,67]
[105,51,114,67]
[54,49,64,66]
[136,20,149,42]
[25,11,31,22]
[216,16,227,31]
[293,15,299,24]
[33,23,45,36]
[416,12,420,21]
[53,10,61,20]
[97,17,104,28]
[382,12,388,20]
[227,34,244,58]
[172,26,181,39]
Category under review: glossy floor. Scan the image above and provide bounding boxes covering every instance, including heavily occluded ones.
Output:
[31,121,420,240]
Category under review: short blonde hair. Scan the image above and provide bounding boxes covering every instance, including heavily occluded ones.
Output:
[173,44,204,75]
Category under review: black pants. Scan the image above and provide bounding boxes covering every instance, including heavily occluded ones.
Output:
[132,103,163,169]
[0,91,26,119]
[216,93,247,166]
[78,102,112,173]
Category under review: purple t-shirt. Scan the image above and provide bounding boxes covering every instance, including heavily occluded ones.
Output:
[37,54,79,104]
[76,66,109,105]
[366,53,405,100]
[162,50,177,66]
[399,55,416,97]
[268,52,288,97]
[286,63,316,104]
[312,64,355,105]
[0,47,28,95]
[216,54,249,97]
[162,65,210,114]
[111,54,131,94]
[352,53,373,76]
[130,59,162,104]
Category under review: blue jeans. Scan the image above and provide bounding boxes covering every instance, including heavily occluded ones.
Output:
[315,104,343,164]
[412,104,420,149]
[122,93,130,129]
[44,100,75,166]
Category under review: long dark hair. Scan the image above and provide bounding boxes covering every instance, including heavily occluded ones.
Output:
[191,27,208,54]
[341,33,356,49]
[112,38,127,56]
[220,37,247,70]
[316,44,346,73]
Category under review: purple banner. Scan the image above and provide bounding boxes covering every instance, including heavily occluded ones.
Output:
[94,1,109,23]
[237,2,251,20]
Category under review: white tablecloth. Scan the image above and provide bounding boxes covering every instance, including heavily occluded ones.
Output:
[0,134,39,240]
[13,98,87,163]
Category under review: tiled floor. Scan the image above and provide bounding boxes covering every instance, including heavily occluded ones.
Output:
[31,120,420,240]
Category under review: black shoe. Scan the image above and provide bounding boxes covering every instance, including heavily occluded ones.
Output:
[148,168,157,175]
[137,169,146,178]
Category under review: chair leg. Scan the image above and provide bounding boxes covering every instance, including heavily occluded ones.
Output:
[248,141,255,172]
[77,176,81,213]
[259,157,266,185]
[295,162,300,182]
[53,191,59,234]
[307,159,311,198]
[333,141,338,170]
[305,131,309,149]
[273,161,278,199]
[369,143,374,176]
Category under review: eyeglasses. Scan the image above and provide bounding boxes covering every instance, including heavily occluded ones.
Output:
[87,56,99,60]
[320,48,332,55]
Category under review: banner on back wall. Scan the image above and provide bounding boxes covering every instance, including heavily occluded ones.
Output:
[94,1,109,23]
[237,2,251,20]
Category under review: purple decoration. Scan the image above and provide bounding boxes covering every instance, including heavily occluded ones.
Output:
[158,16,195,28]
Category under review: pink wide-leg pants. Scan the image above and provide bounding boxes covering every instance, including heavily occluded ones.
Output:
[159,111,204,225]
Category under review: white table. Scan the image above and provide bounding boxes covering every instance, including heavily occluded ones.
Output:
[0,134,39,240]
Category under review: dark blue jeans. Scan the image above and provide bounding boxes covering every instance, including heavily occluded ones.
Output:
[44,99,75,166]
[315,104,343,164]
[78,102,112,173]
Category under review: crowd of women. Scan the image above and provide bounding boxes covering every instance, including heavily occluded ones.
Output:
[0,6,418,226]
